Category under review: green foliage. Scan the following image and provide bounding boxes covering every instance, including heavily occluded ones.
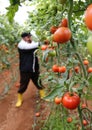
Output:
[0,14,22,44]
[6,4,19,23]
[6,0,20,22]
[41,104,78,130]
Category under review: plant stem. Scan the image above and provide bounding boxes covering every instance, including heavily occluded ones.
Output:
[68,0,76,49]
[75,52,87,79]
[68,0,73,29]
[68,0,87,79]
[78,105,85,130]
[57,44,60,65]
[57,44,61,77]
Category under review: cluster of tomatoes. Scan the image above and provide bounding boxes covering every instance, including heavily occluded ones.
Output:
[50,18,72,44]
[52,64,66,73]
[74,59,92,74]
[41,18,70,50]
[83,59,92,73]
[54,92,80,110]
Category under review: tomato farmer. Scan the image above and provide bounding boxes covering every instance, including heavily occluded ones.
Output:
[16,32,45,107]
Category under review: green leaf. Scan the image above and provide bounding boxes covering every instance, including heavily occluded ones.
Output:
[10,0,20,5]
[42,49,50,62]
[6,4,19,23]
[88,75,92,86]
[44,85,64,101]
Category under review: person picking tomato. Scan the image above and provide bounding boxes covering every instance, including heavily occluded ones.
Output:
[16,32,45,107]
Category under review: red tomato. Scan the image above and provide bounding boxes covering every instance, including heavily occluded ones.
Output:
[50,26,58,34]
[35,112,40,117]
[59,18,68,27]
[67,117,73,123]
[58,66,66,73]
[41,45,48,50]
[74,66,80,73]
[52,65,59,72]
[54,97,62,104]
[62,92,80,110]
[81,103,87,108]
[83,59,89,65]
[53,27,71,43]
[83,120,88,126]
[85,4,92,30]
[15,82,20,88]
[88,67,92,73]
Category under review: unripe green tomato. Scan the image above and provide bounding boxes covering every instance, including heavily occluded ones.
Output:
[48,50,56,57]
[87,36,92,55]
[58,0,67,4]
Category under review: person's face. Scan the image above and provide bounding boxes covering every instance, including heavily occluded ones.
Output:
[23,35,32,43]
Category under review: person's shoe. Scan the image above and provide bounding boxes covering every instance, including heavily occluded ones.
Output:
[15,93,23,107]
[39,89,46,99]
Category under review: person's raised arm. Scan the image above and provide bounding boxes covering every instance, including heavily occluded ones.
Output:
[18,40,39,50]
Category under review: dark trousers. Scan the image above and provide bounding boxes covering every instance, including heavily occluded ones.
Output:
[18,71,44,94]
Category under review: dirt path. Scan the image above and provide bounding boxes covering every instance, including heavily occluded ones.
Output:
[0,81,38,130]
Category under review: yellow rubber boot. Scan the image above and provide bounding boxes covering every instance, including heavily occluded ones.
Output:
[16,93,23,107]
[39,89,45,99]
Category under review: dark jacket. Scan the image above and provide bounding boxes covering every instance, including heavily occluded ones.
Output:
[18,48,39,72]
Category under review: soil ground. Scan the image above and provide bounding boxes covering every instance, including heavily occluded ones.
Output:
[0,80,38,130]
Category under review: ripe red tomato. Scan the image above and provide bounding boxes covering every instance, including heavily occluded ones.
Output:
[83,59,89,65]
[62,92,80,110]
[83,120,88,126]
[50,26,58,34]
[53,27,71,43]
[81,103,87,108]
[88,67,92,73]
[85,4,92,30]
[41,45,48,50]
[52,65,59,72]
[35,112,40,117]
[59,18,68,27]
[15,82,20,88]
[74,66,80,73]
[67,117,73,123]
[58,66,66,73]
[54,97,62,104]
